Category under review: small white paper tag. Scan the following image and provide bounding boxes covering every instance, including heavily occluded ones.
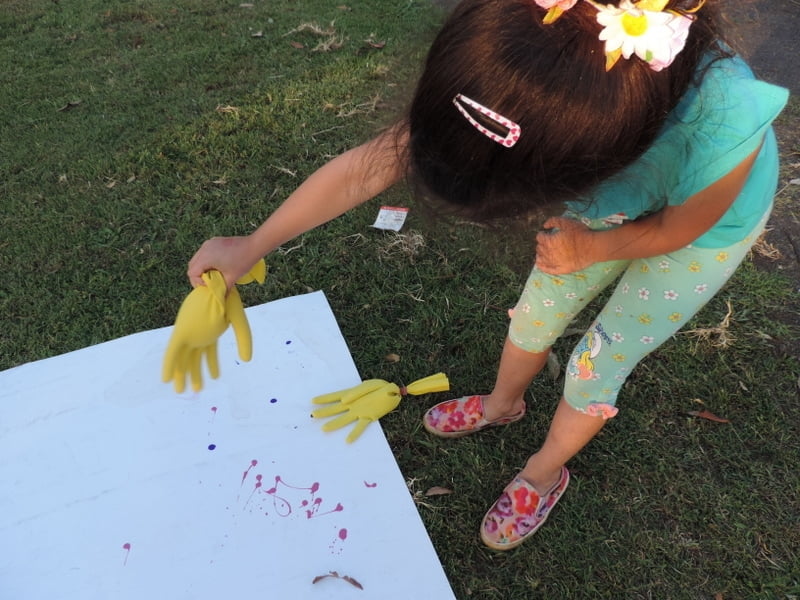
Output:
[372,206,409,232]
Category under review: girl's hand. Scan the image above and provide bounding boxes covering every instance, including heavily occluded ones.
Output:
[534,216,597,274]
[187,235,261,289]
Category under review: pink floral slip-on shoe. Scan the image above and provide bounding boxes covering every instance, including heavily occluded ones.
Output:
[422,395,526,438]
[480,466,570,551]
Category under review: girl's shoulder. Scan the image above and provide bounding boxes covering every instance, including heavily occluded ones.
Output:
[657,53,788,200]
[570,55,788,221]
[671,53,788,135]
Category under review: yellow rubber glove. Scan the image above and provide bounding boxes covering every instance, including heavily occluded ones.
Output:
[311,373,450,443]
[162,260,266,393]
[223,259,267,363]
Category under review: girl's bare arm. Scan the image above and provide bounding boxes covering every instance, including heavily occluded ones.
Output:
[188,127,406,287]
[535,143,763,274]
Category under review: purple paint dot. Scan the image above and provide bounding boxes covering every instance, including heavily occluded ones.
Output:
[285,340,292,345]
[270,398,278,404]
[208,444,216,451]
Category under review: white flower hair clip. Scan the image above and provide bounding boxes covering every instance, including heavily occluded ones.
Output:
[534,0,704,72]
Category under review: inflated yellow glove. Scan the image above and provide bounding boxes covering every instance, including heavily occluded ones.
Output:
[162,260,266,393]
[223,259,267,363]
[311,373,450,443]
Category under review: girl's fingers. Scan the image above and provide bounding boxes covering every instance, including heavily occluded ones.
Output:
[541,216,559,230]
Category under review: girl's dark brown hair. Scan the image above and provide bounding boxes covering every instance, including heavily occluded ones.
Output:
[404,0,727,221]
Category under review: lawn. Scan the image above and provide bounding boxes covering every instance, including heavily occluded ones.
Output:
[2,1,799,598]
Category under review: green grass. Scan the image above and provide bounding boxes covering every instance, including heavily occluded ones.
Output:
[2,2,799,598]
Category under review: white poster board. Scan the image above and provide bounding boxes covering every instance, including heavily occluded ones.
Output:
[0,291,455,600]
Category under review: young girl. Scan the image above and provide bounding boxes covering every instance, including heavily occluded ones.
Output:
[187,0,788,551]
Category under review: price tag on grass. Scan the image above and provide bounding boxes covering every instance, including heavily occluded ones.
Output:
[372,206,409,232]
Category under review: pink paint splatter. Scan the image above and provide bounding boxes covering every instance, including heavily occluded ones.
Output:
[305,497,344,519]
[328,527,349,554]
[364,481,377,488]
[239,472,344,520]
[243,473,264,510]
[208,407,218,439]
[122,543,131,566]
[241,460,258,486]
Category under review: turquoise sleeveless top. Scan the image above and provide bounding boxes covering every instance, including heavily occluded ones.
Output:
[569,54,789,248]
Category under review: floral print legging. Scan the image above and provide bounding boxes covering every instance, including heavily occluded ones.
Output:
[509,208,770,418]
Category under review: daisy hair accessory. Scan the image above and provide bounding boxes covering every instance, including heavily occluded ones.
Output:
[452,94,522,148]
[534,0,703,71]
[535,0,580,24]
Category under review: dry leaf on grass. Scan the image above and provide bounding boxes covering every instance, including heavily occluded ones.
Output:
[425,486,453,496]
[312,36,345,52]
[687,409,730,424]
[289,40,304,49]
[385,353,400,363]
[546,352,561,380]
[750,229,782,260]
[57,100,82,112]
[362,34,386,50]
[681,300,735,348]
[312,571,363,590]
[286,22,336,36]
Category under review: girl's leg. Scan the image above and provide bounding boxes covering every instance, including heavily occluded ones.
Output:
[562,211,772,417]
[519,396,605,490]
[522,209,773,488]
[484,260,630,422]
[482,338,551,422]
[479,395,605,550]
[424,260,627,437]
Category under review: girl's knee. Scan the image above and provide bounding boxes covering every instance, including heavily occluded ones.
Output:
[563,394,620,420]
[507,308,557,353]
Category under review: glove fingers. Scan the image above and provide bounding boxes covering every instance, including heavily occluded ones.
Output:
[340,380,392,404]
[188,348,204,392]
[346,419,371,444]
[404,372,450,395]
[172,367,187,394]
[235,258,267,285]
[170,347,191,393]
[206,344,220,380]
[226,287,253,362]
[321,413,358,432]
[312,390,345,405]
[311,403,349,419]
[312,380,391,406]
[161,336,183,383]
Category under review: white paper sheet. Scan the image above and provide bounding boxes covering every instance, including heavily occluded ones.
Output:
[0,291,455,600]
